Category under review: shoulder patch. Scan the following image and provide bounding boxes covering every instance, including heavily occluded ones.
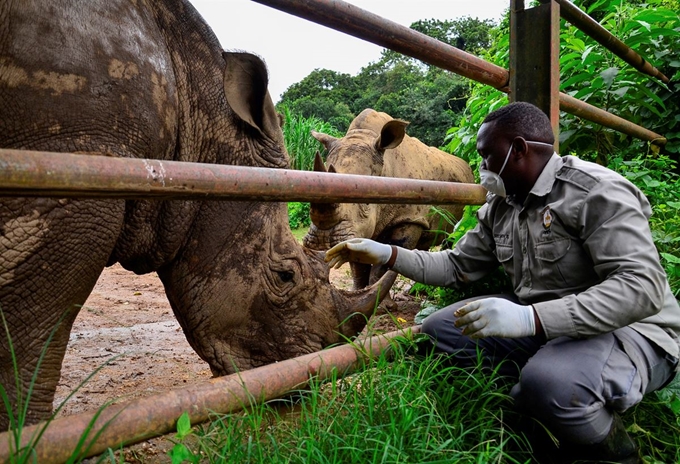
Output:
[555,165,599,192]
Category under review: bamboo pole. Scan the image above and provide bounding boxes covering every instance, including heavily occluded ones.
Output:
[0,149,488,205]
[0,326,420,464]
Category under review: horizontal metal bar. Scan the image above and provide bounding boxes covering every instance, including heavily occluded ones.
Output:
[253,0,666,146]
[0,326,421,463]
[0,149,488,205]
[253,0,510,90]
[559,93,667,145]
[540,0,670,84]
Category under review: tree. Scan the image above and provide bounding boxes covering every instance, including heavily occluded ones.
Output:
[279,69,359,132]
[277,17,495,146]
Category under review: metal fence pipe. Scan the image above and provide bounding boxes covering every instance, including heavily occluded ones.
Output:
[252,0,667,146]
[559,93,667,145]
[252,0,510,90]
[0,326,421,464]
[539,0,670,85]
[0,149,488,205]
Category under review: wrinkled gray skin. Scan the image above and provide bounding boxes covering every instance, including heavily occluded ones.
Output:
[0,0,395,428]
[304,109,474,296]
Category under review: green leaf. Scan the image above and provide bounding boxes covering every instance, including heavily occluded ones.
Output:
[600,67,619,87]
[610,86,630,98]
[661,252,680,264]
[169,443,195,464]
[176,412,192,439]
[561,72,594,89]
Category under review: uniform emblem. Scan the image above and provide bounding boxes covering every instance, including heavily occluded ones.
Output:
[542,206,553,230]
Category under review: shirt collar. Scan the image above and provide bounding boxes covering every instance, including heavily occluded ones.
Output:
[504,153,560,208]
[529,153,561,197]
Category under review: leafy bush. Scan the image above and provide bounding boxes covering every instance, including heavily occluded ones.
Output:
[279,105,344,172]
[288,202,311,230]
[280,107,344,229]
[610,153,680,295]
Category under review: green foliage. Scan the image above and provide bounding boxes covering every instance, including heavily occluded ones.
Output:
[558,1,680,161]
[278,17,496,147]
[626,391,680,462]
[280,106,343,172]
[280,107,343,230]
[287,202,311,230]
[167,412,201,464]
[170,340,533,463]
[278,69,359,134]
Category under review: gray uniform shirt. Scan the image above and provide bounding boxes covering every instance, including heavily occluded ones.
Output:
[394,154,680,359]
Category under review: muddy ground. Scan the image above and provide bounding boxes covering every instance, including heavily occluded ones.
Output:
[54,262,425,463]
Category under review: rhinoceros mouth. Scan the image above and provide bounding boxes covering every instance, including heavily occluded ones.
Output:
[303,223,356,251]
[210,329,325,376]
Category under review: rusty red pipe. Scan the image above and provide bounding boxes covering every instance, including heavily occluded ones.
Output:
[0,326,421,463]
[539,0,670,85]
[252,0,666,146]
[559,94,667,145]
[0,148,488,205]
[253,0,510,90]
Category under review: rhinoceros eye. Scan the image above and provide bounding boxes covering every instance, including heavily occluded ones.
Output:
[276,270,294,283]
[263,258,304,306]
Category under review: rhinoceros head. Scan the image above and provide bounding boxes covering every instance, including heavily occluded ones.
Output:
[304,111,409,250]
[157,54,396,376]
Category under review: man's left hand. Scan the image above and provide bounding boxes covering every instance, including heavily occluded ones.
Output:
[454,298,536,338]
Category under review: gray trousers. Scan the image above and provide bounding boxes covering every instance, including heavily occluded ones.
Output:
[421,294,678,445]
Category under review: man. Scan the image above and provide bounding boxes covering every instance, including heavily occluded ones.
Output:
[325,102,680,463]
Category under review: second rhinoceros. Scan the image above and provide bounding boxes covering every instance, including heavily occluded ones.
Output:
[304,108,474,294]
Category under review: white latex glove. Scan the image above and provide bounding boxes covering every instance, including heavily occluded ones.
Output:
[454,298,536,338]
[324,238,392,269]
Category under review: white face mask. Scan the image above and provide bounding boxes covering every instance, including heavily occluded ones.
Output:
[479,140,554,198]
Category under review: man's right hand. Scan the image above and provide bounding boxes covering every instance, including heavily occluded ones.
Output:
[324,238,393,269]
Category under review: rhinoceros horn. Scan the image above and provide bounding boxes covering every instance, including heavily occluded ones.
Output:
[334,269,398,336]
[313,150,326,173]
[310,151,340,230]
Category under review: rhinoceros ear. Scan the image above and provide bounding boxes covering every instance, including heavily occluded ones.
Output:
[222,52,281,139]
[311,130,338,151]
[375,119,409,151]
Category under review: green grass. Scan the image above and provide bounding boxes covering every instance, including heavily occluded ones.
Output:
[290,226,308,244]
[0,308,122,463]
[280,106,343,172]
[162,337,680,464]
[165,336,534,464]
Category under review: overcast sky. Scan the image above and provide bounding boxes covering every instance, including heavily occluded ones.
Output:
[190,0,509,102]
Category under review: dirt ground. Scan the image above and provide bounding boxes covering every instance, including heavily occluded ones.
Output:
[54,262,424,463]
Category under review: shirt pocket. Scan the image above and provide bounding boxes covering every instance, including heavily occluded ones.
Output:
[495,243,515,283]
[534,238,571,289]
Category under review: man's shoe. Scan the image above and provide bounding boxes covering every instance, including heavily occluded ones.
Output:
[572,413,641,464]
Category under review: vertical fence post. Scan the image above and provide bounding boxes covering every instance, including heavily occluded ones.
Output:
[510,0,561,148]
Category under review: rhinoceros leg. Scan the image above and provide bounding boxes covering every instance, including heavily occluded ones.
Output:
[0,198,124,429]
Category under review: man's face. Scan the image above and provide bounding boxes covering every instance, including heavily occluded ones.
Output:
[477,121,512,175]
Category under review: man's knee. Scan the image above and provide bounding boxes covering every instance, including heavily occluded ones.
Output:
[512,355,569,414]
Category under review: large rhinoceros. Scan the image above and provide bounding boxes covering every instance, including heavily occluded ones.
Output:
[304,108,474,295]
[0,0,395,428]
